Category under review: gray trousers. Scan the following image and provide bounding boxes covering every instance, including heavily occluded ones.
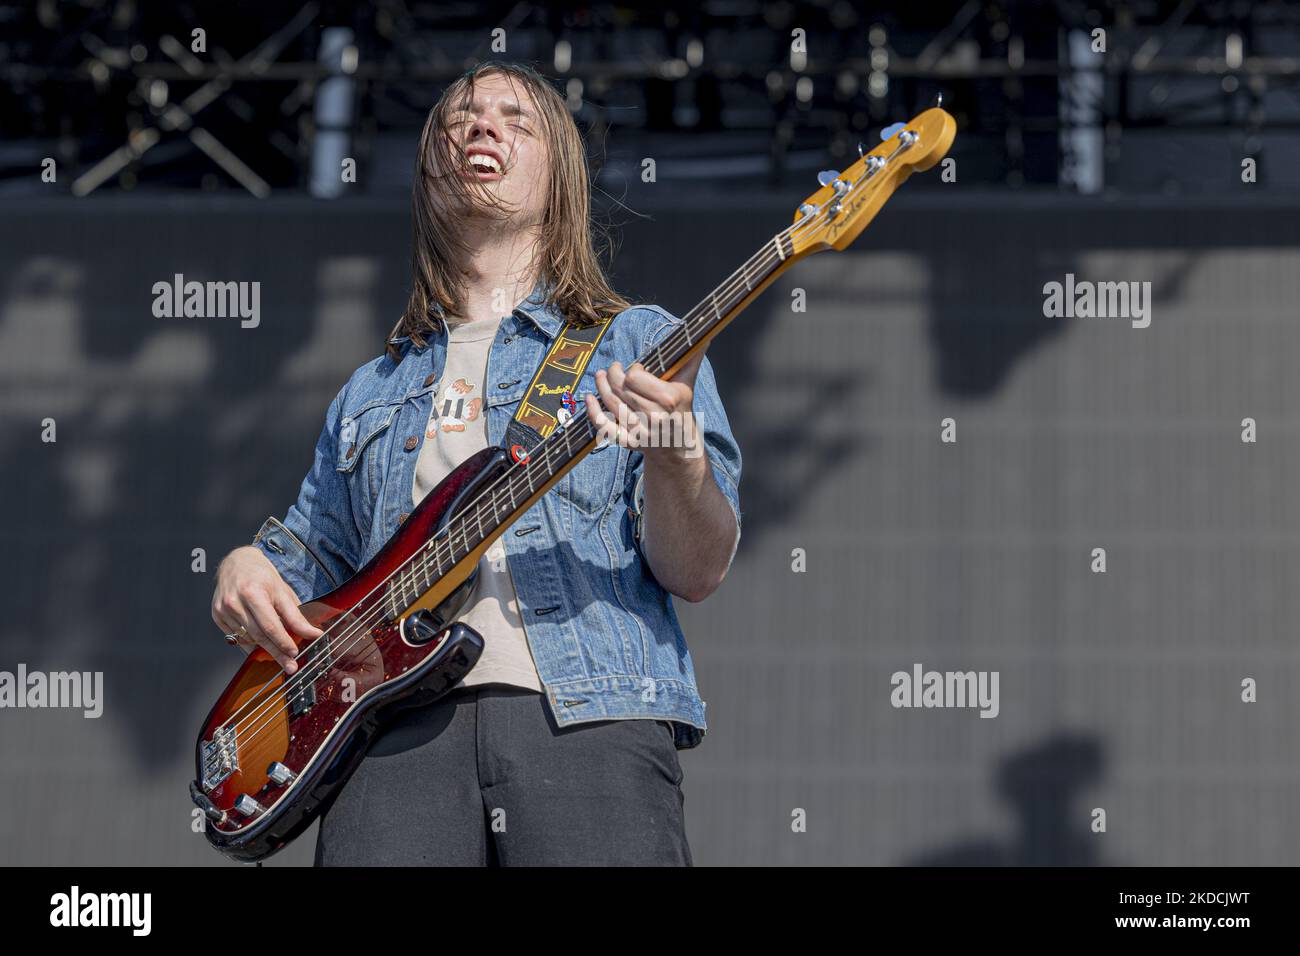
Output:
[314,685,692,866]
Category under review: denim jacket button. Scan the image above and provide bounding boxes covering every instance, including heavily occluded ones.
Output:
[403,436,419,452]
[287,302,736,743]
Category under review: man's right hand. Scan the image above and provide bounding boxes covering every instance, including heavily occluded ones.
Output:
[211,546,323,674]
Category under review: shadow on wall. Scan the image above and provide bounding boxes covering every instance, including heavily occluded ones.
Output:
[923,202,1211,399]
[2,197,1253,863]
[925,205,1072,398]
[0,206,412,782]
[904,732,1107,866]
[614,205,871,551]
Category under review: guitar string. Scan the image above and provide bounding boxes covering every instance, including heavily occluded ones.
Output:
[203,230,800,770]
[203,136,914,775]
[201,139,915,775]
[202,225,808,772]
[201,138,913,777]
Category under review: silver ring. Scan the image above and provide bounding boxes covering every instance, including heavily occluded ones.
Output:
[223,625,249,646]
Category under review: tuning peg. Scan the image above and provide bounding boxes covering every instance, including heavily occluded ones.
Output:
[797,203,816,219]
[817,169,841,187]
[857,142,867,158]
[880,122,906,141]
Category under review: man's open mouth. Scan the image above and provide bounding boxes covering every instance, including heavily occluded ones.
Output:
[464,151,505,179]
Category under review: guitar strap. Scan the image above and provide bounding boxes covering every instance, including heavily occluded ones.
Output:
[502,313,617,464]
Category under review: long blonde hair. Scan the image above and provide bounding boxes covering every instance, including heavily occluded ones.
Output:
[388,61,629,359]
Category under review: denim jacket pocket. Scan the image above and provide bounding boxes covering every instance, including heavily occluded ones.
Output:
[335,402,401,505]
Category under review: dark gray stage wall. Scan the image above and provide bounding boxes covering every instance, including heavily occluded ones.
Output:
[0,192,1297,865]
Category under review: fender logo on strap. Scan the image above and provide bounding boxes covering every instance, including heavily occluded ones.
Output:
[512,314,616,440]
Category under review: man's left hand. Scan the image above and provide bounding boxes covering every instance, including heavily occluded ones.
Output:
[584,348,706,461]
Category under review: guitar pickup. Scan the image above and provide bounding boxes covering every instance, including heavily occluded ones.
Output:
[287,679,316,719]
[287,637,330,719]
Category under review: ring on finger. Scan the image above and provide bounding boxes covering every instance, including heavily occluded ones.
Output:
[223,624,249,646]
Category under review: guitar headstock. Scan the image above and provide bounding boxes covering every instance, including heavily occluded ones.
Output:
[787,107,956,258]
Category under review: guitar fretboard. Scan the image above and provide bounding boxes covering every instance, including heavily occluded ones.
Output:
[383,231,795,618]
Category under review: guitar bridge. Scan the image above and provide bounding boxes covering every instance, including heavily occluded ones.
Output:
[200,726,239,791]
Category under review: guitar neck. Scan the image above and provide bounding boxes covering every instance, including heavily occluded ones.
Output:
[385,228,798,614]
[635,230,796,379]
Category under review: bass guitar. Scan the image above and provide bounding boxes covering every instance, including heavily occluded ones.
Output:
[191,106,956,861]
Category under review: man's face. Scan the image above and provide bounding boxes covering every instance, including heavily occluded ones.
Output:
[439,73,550,225]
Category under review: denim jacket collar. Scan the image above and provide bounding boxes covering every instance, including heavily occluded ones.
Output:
[256,301,743,751]
[512,282,563,339]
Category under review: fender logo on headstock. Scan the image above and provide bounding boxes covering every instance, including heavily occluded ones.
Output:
[826,188,873,242]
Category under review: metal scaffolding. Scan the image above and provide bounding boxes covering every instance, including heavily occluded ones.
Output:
[1,0,1297,196]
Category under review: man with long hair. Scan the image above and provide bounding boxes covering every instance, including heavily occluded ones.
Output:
[210,62,741,865]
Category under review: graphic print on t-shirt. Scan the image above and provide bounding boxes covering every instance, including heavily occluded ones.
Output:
[410,320,543,694]
[427,377,483,439]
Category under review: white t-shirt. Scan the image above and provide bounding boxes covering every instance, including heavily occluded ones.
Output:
[411,315,543,693]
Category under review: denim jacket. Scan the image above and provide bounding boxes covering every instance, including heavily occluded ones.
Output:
[251,286,742,749]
